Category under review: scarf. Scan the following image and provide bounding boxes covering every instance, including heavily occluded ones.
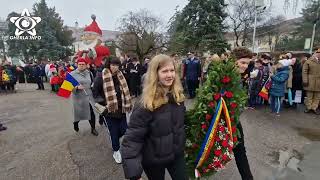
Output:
[102,68,132,113]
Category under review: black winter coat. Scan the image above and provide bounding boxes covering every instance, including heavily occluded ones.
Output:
[121,97,186,179]
[127,63,142,87]
[92,72,106,105]
[92,71,125,119]
[292,63,303,90]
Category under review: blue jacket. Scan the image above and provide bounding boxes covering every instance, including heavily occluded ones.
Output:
[269,66,289,97]
[184,58,201,80]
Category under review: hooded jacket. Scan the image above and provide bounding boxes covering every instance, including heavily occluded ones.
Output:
[269,66,290,97]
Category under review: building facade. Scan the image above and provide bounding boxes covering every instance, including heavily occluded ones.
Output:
[224,17,303,53]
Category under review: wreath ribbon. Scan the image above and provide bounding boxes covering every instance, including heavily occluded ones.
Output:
[194,97,233,178]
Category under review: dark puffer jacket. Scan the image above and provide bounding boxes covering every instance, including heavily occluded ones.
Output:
[121,96,186,179]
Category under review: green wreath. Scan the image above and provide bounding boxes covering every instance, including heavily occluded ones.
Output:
[185,59,247,178]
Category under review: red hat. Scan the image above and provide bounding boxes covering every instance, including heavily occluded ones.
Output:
[77,57,87,64]
[84,15,102,36]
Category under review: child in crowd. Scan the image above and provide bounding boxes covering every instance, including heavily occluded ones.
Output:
[269,61,290,116]
[50,72,60,92]
[248,59,264,109]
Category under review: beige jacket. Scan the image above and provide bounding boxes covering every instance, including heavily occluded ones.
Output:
[302,57,320,91]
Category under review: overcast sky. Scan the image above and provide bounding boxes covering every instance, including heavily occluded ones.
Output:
[0,0,304,31]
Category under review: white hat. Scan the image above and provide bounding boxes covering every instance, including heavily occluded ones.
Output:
[279,59,292,66]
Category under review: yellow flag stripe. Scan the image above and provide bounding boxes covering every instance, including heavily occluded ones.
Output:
[60,81,75,92]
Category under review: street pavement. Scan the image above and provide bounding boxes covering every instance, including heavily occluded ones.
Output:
[0,83,319,180]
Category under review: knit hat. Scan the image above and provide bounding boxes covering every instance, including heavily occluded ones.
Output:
[77,57,87,64]
[279,59,292,67]
[84,15,102,36]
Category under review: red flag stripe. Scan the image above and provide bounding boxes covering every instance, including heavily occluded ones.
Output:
[57,88,72,98]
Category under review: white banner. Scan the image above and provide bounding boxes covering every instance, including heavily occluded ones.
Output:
[294,90,302,103]
[304,38,311,50]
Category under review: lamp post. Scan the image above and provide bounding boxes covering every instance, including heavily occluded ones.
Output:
[310,4,320,54]
[0,35,6,60]
[252,0,266,53]
[252,0,257,53]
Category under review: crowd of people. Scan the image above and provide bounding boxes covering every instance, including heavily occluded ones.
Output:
[1,47,320,179]
[178,49,320,116]
[240,50,320,115]
[0,61,19,93]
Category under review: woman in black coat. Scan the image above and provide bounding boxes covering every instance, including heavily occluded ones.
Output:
[291,59,304,105]
[97,58,133,164]
[92,67,106,126]
[121,54,187,180]
[126,57,142,97]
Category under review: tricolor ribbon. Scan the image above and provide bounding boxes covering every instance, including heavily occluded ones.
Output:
[194,97,233,178]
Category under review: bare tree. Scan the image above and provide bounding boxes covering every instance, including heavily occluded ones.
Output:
[283,0,314,13]
[260,15,286,52]
[227,0,267,47]
[116,9,167,60]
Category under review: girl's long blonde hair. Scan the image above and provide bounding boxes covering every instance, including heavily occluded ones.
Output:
[141,54,185,111]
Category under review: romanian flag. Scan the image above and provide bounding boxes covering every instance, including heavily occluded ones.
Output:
[57,73,79,98]
[258,78,271,101]
[67,65,77,72]
[258,86,269,101]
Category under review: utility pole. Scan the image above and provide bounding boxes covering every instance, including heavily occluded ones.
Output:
[310,3,320,54]
[252,0,257,53]
[0,33,6,61]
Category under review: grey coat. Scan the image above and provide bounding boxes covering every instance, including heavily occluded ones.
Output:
[70,69,94,122]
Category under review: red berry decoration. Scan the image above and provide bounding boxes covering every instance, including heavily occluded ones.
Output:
[232,126,237,134]
[201,124,208,130]
[221,76,231,84]
[233,136,238,143]
[205,114,212,121]
[222,154,229,161]
[218,126,225,132]
[208,101,215,108]
[214,93,221,100]
[215,136,221,142]
[230,102,238,109]
[214,150,222,156]
[225,91,233,98]
[213,160,221,167]
[222,140,228,147]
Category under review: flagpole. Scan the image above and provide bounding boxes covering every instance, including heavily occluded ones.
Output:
[83,88,88,95]
[82,88,96,106]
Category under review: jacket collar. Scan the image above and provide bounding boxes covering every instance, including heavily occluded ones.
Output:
[277,66,289,72]
[311,57,320,63]
[75,69,89,75]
